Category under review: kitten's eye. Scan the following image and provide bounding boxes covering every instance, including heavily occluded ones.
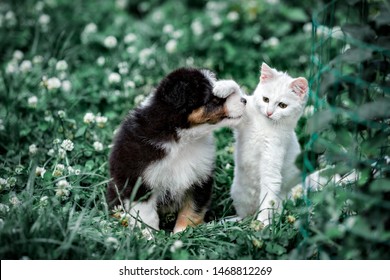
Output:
[278,102,287,109]
[263,97,269,103]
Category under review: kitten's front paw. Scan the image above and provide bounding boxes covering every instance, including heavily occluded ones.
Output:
[213,80,241,98]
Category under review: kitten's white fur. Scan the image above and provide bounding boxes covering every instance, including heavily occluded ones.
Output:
[231,63,308,224]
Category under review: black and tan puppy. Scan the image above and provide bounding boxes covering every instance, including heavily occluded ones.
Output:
[108,67,246,233]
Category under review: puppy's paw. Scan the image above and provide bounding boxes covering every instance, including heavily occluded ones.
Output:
[213,80,241,98]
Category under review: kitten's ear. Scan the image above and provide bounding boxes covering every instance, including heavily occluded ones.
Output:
[260,63,276,83]
[290,77,308,98]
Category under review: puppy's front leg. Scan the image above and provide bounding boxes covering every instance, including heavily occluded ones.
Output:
[173,199,206,234]
[173,178,212,234]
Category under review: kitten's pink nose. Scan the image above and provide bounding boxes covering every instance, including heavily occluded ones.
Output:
[267,111,273,117]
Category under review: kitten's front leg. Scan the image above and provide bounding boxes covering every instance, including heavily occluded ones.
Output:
[213,80,241,98]
[257,147,285,225]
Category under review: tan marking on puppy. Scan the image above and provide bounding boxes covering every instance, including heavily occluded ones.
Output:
[188,106,228,126]
[173,199,206,233]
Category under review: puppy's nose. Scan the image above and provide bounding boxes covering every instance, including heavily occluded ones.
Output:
[240,97,247,105]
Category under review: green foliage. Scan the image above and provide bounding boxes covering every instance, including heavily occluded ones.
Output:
[0,0,389,260]
[299,0,390,259]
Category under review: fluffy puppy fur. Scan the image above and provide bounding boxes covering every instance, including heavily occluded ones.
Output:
[108,67,246,233]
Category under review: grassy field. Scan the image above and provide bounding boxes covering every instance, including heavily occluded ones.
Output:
[0,0,389,260]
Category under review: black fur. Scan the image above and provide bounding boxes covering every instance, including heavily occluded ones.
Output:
[107,68,217,225]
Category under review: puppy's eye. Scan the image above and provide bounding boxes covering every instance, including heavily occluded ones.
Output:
[211,97,222,105]
[278,102,287,108]
[263,97,269,103]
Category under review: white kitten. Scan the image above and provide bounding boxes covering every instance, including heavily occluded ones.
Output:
[231,63,308,224]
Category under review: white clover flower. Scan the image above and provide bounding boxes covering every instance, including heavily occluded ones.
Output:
[331,26,344,39]
[40,196,49,206]
[134,94,145,105]
[263,37,280,48]
[186,57,194,66]
[28,96,38,108]
[58,148,66,159]
[152,10,163,23]
[96,56,105,66]
[55,164,65,171]
[172,30,183,39]
[191,20,203,36]
[291,185,303,200]
[225,163,231,170]
[29,144,38,155]
[303,22,312,33]
[0,203,10,214]
[304,105,315,117]
[57,110,66,119]
[20,60,32,72]
[61,139,74,151]
[46,77,61,90]
[83,112,95,124]
[13,50,24,61]
[227,11,239,22]
[316,25,331,37]
[93,141,104,152]
[213,32,224,41]
[47,148,55,156]
[61,80,72,92]
[108,72,121,84]
[35,1,45,12]
[105,237,119,249]
[124,33,137,44]
[139,48,153,65]
[55,60,68,71]
[170,240,183,253]
[165,39,177,53]
[38,14,50,25]
[55,179,71,198]
[116,0,128,9]
[299,55,308,64]
[125,80,135,89]
[95,116,108,128]
[0,177,7,186]
[104,36,118,48]
[67,166,75,174]
[6,62,18,74]
[53,163,65,177]
[163,24,174,34]
[33,55,44,64]
[84,23,97,34]
[35,166,46,178]
[10,196,21,206]
[5,11,17,27]
[126,46,136,54]
[265,0,280,4]
[210,15,222,27]
[118,62,129,75]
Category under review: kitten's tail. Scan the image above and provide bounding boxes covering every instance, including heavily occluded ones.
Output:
[292,167,359,195]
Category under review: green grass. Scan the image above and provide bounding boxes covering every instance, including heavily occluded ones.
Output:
[1,0,389,260]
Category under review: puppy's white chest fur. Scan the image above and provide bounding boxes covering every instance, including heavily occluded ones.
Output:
[143,134,215,198]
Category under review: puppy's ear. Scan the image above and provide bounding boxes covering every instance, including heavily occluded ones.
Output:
[159,80,189,110]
